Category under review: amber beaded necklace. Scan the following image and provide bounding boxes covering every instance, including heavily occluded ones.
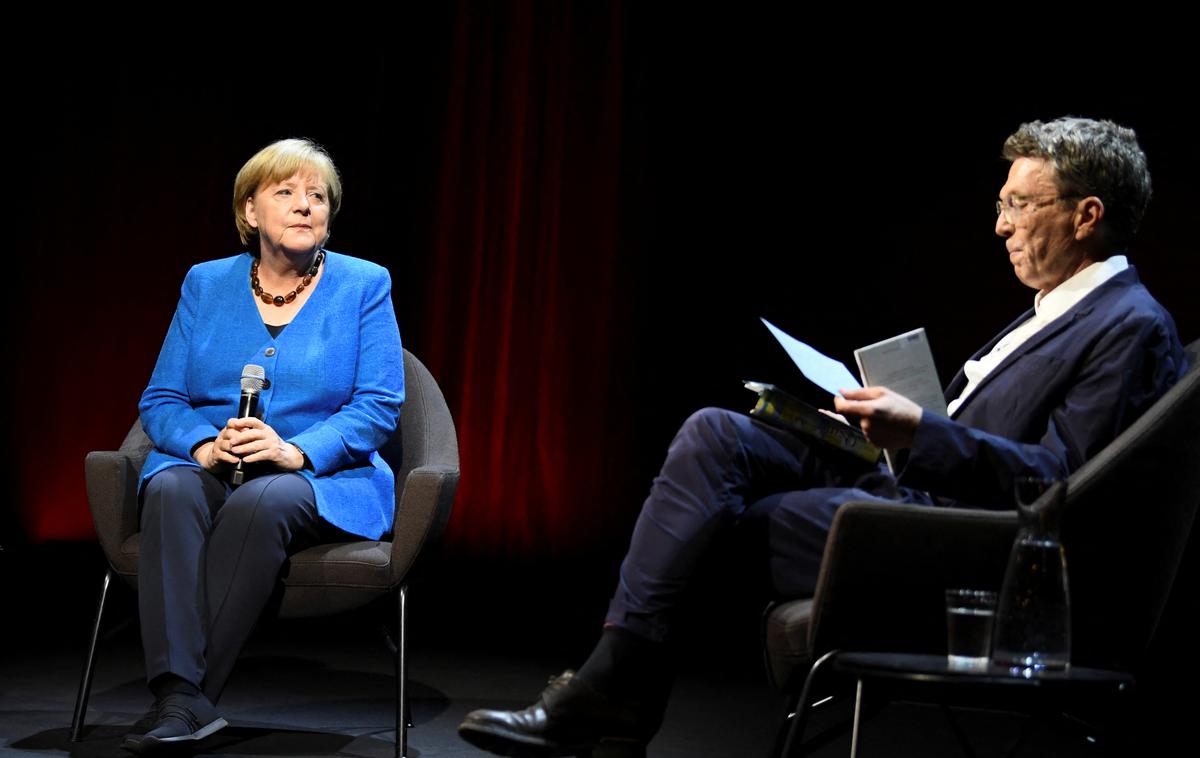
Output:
[251,250,324,306]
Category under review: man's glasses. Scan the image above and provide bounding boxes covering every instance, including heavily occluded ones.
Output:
[996,194,1082,224]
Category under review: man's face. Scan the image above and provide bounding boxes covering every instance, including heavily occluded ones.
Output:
[995,157,1088,293]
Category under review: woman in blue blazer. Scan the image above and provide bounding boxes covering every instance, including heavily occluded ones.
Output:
[124,139,404,754]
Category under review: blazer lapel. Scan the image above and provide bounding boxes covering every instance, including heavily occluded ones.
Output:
[943,266,1140,419]
[943,307,1035,401]
[950,302,1097,418]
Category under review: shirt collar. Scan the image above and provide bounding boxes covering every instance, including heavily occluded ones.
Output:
[1032,255,1128,322]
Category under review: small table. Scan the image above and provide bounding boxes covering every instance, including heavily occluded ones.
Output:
[833,652,1134,757]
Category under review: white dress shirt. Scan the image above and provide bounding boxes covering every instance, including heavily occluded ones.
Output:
[947,256,1129,418]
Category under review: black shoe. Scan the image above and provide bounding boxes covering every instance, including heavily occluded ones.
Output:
[125,703,160,739]
[120,693,227,754]
[458,671,656,757]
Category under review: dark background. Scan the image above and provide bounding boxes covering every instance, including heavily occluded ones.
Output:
[2,3,1197,741]
[6,4,1196,552]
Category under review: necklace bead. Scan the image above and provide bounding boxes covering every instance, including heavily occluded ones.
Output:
[251,251,323,307]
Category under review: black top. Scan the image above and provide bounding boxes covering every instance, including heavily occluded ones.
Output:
[265,323,288,339]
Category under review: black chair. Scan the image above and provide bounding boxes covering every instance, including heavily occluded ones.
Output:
[766,338,1200,756]
[71,349,459,758]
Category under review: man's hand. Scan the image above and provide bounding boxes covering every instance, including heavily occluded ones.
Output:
[833,386,923,449]
[194,417,305,473]
[818,408,851,426]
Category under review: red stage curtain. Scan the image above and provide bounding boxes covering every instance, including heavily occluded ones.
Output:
[417,0,633,558]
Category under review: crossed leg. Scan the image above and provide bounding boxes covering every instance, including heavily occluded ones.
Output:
[605,407,902,641]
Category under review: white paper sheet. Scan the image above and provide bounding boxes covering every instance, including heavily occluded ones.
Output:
[853,328,947,415]
[761,318,862,396]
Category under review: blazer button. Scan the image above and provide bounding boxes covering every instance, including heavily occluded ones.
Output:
[265,347,277,357]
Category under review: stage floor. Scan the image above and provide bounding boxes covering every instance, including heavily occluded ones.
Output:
[0,543,1144,757]
[3,625,785,757]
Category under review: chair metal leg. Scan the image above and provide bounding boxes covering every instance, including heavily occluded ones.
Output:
[769,691,802,758]
[849,678,863,758]
[780,649,840,757]
[396,583,408,758]
[71,568,113,742]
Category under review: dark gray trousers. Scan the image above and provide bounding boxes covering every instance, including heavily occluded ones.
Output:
[138,466,321,702]
[605,408,933,642]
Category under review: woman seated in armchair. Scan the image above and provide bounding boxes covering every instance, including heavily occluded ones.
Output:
[124,138,404,754]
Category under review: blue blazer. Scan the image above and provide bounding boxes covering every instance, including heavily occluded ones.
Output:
[139,251,405,539]
[899,266,1188,508]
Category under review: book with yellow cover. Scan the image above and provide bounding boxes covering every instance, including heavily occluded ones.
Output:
[743,380,882,464]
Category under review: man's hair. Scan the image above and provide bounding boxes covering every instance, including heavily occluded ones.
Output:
[1003,117,1151,250]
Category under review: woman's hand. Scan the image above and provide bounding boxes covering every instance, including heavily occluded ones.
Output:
[194,418,306,472]
[193,424,241,472]
[226,417,306,471]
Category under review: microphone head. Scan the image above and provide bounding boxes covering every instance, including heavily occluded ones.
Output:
[240,364,266,393]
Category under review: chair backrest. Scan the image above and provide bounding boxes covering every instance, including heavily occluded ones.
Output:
[1060,339,1200,671]
[384,349,459,546]
[118,419,154,470]
[390,350,458,483]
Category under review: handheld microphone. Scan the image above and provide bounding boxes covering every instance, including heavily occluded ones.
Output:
[231,364,266,485]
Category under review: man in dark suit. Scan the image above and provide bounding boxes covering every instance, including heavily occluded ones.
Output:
[459,117,1189,757]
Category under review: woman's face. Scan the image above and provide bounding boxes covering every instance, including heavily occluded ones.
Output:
[245,169,331,257]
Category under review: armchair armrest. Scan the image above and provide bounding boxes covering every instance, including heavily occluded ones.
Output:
[808,501,1018,658]
[388,463,459,583]
[84,450,141,576]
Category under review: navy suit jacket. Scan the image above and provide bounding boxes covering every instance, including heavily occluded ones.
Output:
[897,266,1187,508]
[139,251,405,539]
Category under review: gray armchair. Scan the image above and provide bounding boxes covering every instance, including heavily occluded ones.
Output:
[766,338,1200,755]
[71,349,459,758]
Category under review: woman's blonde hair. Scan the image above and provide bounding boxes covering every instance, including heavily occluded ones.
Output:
[232,138,342,245]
